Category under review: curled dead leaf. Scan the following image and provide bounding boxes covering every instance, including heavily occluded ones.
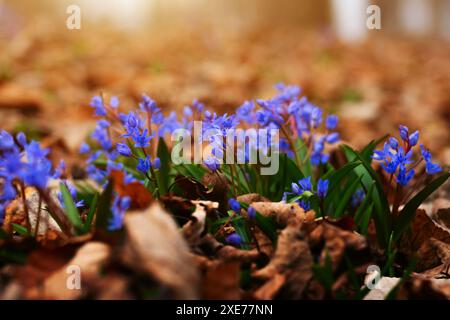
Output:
[121,203,200,299]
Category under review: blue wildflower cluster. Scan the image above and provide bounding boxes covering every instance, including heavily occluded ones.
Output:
[0,131,56,223]
[283,176,329,211]
[237,83,340,166]
[372,125,441,186]
[82,94,166,187]
[108,195,131,231]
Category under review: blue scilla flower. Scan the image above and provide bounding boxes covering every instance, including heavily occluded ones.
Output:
[351,188,365,208]
[90,95,107,116]
[397,165,414,186]
[236,100,255,124]
[91,125,112,151]
[225,232,242,246]
[79,142,91,154]
[139,94,160,114]
[420,144,442,175]
[228,198,241,213]
[132,128,152,148]
[291,176,312,195]
[326,115,339,130]
[398,125,419,147]
[136,156,151,173]
[108,195,131,231]
[204,156,221,172]
[110,96,119,109]
[317,179,329,199]
[299,199,311,211]
[247,206,256,219]
[273,83,301,103]
[116,143,132,157]
[16,132,27,148]
[0,180,16,202]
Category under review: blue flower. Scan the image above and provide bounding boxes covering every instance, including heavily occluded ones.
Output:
[326,132,340,144]
[139,94,160,114]
[409,130,419,146]
[90,95,107,116]
[137,156,151,173]
[399,125,409,142]
[388,137,399,150]
[204,156,221,172]
[247,206,256,219]
[228,198,241,213]
[133,129,152,148]
[110,96,119,109]
[317,179,329,199]
[420,144,442,175]
[16,132,27,148]
[351,188,365,208]
[225,232,242,246]
[397,165,414,186]
[299,199,311,211]
[152,157,161,170]
[236,101,255,124]
[108,195,131,231]
[79,142,90,154]
[326,115,338,130]
[116,143,132,157]
[292,176,312,195]
[91,125,112,151]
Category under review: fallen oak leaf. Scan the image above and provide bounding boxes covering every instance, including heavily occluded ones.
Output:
[201,261,241,300]
[199,234,261,263]
[249,201,313,227]
[121,203,200,299]
[26,242,111,299]
[252,219,313,299]
[182,200,218,246]
[110,170,153,210]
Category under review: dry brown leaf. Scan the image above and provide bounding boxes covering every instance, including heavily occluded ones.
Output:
[121,203,200,299]
[199,234,261,263]
[201,262,241,299]
[400,209,450,260]
[250,201,313,226]
[253,273,286,300]
[308,222,367,272]
[28,242,111,299]
[253,219,313,299]
[110,170,153,210]
[182,200,218,246]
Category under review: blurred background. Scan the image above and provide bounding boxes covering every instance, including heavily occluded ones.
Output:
[0,0,449,163]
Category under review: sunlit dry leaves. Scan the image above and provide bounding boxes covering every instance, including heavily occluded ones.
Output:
[400,209,450,262]
[397,276,449,300]
[237,193,270,204]
[308,222,367,272]
[182,200,218,246]
[253,220,313,299]
[121,203,200,299]
[199,234,261,263]
[110,170,153,210]
[201,261,241,300]
[33,242,111,299]
[253,273,286,300]
[14,246,78,299]
[250,202,312,226]
[363,277,400,300]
